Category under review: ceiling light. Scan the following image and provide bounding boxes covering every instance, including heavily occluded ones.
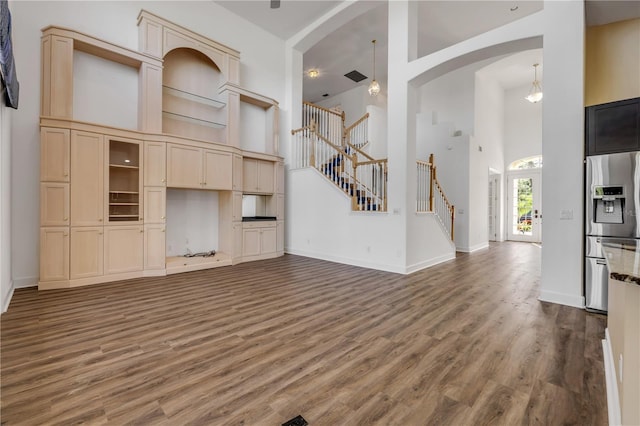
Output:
[525,63,543,103]
[307,69,319,79]
[368,39,380,97]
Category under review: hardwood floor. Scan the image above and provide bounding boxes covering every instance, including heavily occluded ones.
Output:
[1,242,607,425]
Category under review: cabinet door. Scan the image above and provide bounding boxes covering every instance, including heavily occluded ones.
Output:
[40,183,70,226]
[71,131,104,226]
[40,227,69,282]
[144,141,166,186]
[144,224,166,270]
[107,139,143,224]
[104,226,144,274]
[242,228,261,257]
[261,227,277,254]
[276,194,285,220]
[233,223,243,259]
[203,150,232,190]
[242,158,258,192]
[167,144,202,188]
[41,128,70,182]
[276,161,285,194]
[258,160,275,194]
[144,187,166,224]
[70,227,104,279]
[232,192,243,222]
[276,221,284,253]
[232,154,243,191]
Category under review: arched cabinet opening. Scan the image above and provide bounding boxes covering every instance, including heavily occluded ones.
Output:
[162,48,227,143]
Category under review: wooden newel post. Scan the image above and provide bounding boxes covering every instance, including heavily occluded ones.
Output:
[430,165,436,212]
[450,205,455,241]
[351,163,358,210]
[310,119,316,168]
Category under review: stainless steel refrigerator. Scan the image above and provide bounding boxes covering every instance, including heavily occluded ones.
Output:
[584,152,640,312]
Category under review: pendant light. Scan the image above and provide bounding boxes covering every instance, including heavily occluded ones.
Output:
[368,39,380,96]
[525,63,543,103]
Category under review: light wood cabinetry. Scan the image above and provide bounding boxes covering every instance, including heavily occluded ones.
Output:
[243,158,275,194]
[40,183,70,226]
[144,187,166,223]
[277,221,284,253]
[107,139,143,224]
[71,131,104,226]
[40,227,69,282]
[242,221,277,261]
[144,141,166,186]
[70,227,104,279]
[41,128,70,182]
[144,224,166,270]
[167,143,233,190]
[104,226,144,274]
[233,154,243,191]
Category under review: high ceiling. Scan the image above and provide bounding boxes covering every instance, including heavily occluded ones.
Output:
[215,0,640,103]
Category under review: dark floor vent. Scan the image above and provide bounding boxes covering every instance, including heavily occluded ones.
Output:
[344,70,367,83]
[282,415,308,426]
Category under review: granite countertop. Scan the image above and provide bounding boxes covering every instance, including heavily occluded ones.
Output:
[601,238,640,285]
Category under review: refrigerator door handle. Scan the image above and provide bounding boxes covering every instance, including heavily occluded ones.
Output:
[596,259,608,265]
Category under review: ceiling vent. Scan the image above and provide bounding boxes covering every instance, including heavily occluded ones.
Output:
[344,70,367,83]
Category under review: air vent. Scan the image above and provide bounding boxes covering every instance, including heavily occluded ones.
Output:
[282,415,308,426]
[344,70,367,83]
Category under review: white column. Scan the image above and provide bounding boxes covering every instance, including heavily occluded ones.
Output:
[1,102,13,312]
[539,0,585,307]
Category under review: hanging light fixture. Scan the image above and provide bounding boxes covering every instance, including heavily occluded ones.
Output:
[368,39,380,96]
[525,63,543,103]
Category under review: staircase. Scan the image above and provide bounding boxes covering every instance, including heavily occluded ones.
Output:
[292,102,387,212]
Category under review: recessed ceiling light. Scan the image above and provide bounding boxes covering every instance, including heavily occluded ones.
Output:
[322,93,329,97]
[307,69,319,78]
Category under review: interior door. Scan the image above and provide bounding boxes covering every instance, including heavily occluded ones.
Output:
[507,170,542,242]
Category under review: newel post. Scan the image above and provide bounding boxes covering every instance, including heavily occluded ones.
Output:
[450,205,455,241]
[310,119,316,168]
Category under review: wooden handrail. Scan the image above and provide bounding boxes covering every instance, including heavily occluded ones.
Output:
[291,125,311,135]
[416,160,432,167]
[344,112,370,133]
[303,101,343,116]
[346,142,375,162]
[356,158,387,167]
[433,178,453,209]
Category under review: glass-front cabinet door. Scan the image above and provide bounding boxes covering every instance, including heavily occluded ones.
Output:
[107,139,143,223]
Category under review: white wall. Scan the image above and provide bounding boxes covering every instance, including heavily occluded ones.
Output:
[1,100,12,312]
[504,83,543,166]
[239,102,267,152]
[316,84,368,126]
[166,189,219,257]
[366,104,387,159]
[9,1,287,288]
[539,0,585,308]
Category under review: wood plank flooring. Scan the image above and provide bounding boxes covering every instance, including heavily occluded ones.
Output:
[1,242,607,425]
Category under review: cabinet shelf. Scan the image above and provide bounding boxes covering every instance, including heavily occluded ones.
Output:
[109,191,139,195]
[163,85,226,108]
[110,203,139,206]
[109,164,139,170]
[109,214,139,218]
[162,111,226,129]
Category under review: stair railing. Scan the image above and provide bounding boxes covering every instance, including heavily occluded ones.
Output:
[291,119,387,212]
[416,154,455,241]
[303,101,344,147]
[344,112,369,149]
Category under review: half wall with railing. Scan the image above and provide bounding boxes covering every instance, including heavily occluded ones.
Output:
[416,154,455,241]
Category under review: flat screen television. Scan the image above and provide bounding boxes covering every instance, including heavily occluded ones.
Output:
[586,97,640,156]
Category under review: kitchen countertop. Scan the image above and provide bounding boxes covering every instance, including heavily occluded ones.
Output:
[601,238,640,285]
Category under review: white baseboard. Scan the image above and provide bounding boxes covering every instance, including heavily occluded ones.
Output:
[285,248,407,274]
[2,282,13,314]
[405,252,456,274]
[603,328,621,426]
[538,289,585,309]
[13,275,38,288]
[456,242,489,253]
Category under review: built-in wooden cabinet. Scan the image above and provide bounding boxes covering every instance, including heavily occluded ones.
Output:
[242,221,277,260]
[70,226,104,280]
[167,143,232,190]
[40,227,69,283]
[104,225,144,274]
[107,139,143,224]
[243,158,275,194]
[39,12,284,290]
[144,141,166,186]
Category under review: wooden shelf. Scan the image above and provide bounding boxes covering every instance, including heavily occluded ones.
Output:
[163,85,226,109]
[109,164,139,170]
[162,111,226,129]
[166,252,232,274]
[109,191,139,194]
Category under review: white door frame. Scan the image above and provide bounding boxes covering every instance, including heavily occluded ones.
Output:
[488,169,501,242]
[507,169,542,243]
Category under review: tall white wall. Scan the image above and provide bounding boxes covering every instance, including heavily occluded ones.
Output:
[504,83,543,166]
[9,1,287,288]
[539,0,585,308]
[1,100,12,312]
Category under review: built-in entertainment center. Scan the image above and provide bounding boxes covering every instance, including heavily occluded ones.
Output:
[38,10,284,289]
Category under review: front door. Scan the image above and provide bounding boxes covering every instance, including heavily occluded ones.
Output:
[507,170,542,242]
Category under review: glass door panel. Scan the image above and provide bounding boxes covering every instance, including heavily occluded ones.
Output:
[508,171,541,242]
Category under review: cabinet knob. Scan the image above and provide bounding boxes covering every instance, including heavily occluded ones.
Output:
[161,216,166,220]
[64,217,68,221]
[99,232,103,235]
[63,173,69,177]
[139,217,143,221]
[162,229,165,233]
[161,178,166,183]
[140,229,144,233]
[98,218,103,222]
[63,232,68,236]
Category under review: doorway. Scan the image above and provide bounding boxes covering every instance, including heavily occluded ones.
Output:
[488,171,500,242]
[507,169,542,243]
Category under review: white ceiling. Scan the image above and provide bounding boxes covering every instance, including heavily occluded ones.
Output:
[215,0,640,103]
